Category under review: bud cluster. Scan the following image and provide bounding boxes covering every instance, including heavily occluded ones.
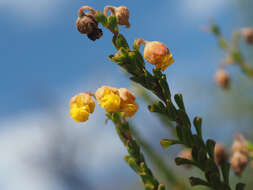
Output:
[230,134,249,177]
[76,5,131,41]
[69,86,138,123]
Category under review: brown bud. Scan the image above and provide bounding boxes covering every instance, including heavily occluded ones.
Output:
[104,6,130,28]
[232,134,249,155]
[214,144,228,166]
[76,6,103,41]
[230,151,248,177]
[240,28,253,44]
[178,149,192,169]
[214,69,230,89]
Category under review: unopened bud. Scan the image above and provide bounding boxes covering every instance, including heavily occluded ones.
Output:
[214,69,230,89]
[119,88,136,103]
[104,6,130,28]
[119,88,138,118]
[240,28,253,44]
[76,6,103,41]
[232,134,249,155]
[230,151,248,177]
[136,39,174,71]
[178,149,192,169]
[214,144,228,166]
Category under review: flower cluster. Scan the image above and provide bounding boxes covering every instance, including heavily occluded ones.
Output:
[69,86,138,123]
[76,5,130,40]
[230,134,249,177]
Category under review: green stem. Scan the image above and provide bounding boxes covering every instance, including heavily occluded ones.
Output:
[130,124,189,190]
[107,113,166,190]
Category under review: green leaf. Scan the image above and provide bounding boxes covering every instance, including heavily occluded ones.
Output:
[236,183,246,190]
[159,77,171,100]
[124,155,140,173]
[177,109,191,129]
[112,34,129,50]
[207,172,221,187]
[174,94,185,111]
[246,141,253,151]
[148,101,166,114]
[211,24,220,36]
[193,117,202,138]
[133,39,141,51]
[221,163,230,185]
[189,177,210,187]
[176,125,183,141]
[160,139,181,149]
[192,135,205,149]
[218,38,229,50]
[158,184,166,190]
[95,10,108,27]
[197,148,207,164]
[107,16,118,32]
[232,51,243,63]
[205,159,219,174]
[175,157,195,166]
[206,139,216,159]
[181,125,193,146]
[127,141,140,158]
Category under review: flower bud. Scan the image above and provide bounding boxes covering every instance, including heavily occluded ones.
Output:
[178,149,192,169]
[95,86,121,113]
[104,6,130,28]
[143,41,174,71]
[240,28,253,44]
[119,88,138,117]
[119,88,136,103]
[214,144,228,166]
[230,151,248,177]
[214,69,230,89]
[232,134,249,155]
[76,6,103,41]
[69,93,95,122]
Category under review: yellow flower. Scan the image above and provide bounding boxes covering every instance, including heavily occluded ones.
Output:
[143,41,174,71]
[119,88,138,117]
[120,102,138,117]
[95,86,121,112]
[69,93,95,122]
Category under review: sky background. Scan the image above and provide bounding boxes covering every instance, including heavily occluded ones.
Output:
[1,0,253,190]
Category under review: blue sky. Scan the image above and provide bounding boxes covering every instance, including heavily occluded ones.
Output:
[0,0,237,117]
[1,1,253,190]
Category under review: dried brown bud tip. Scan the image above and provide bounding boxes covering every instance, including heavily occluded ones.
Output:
[214,144,228,166]
[76,6,103,41]
[104,5,130,28]
[240,28,253,45]
[214,69,230,89]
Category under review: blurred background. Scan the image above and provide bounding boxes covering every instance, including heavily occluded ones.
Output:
[0,0,253,189]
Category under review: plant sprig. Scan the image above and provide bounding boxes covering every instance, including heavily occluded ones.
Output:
[209,23,253,77]
[107,112,166,190]
[94,10,245,190]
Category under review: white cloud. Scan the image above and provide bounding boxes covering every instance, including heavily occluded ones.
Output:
[0,107,125,190]
[180,0,227,19]
[0,0,67,24]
